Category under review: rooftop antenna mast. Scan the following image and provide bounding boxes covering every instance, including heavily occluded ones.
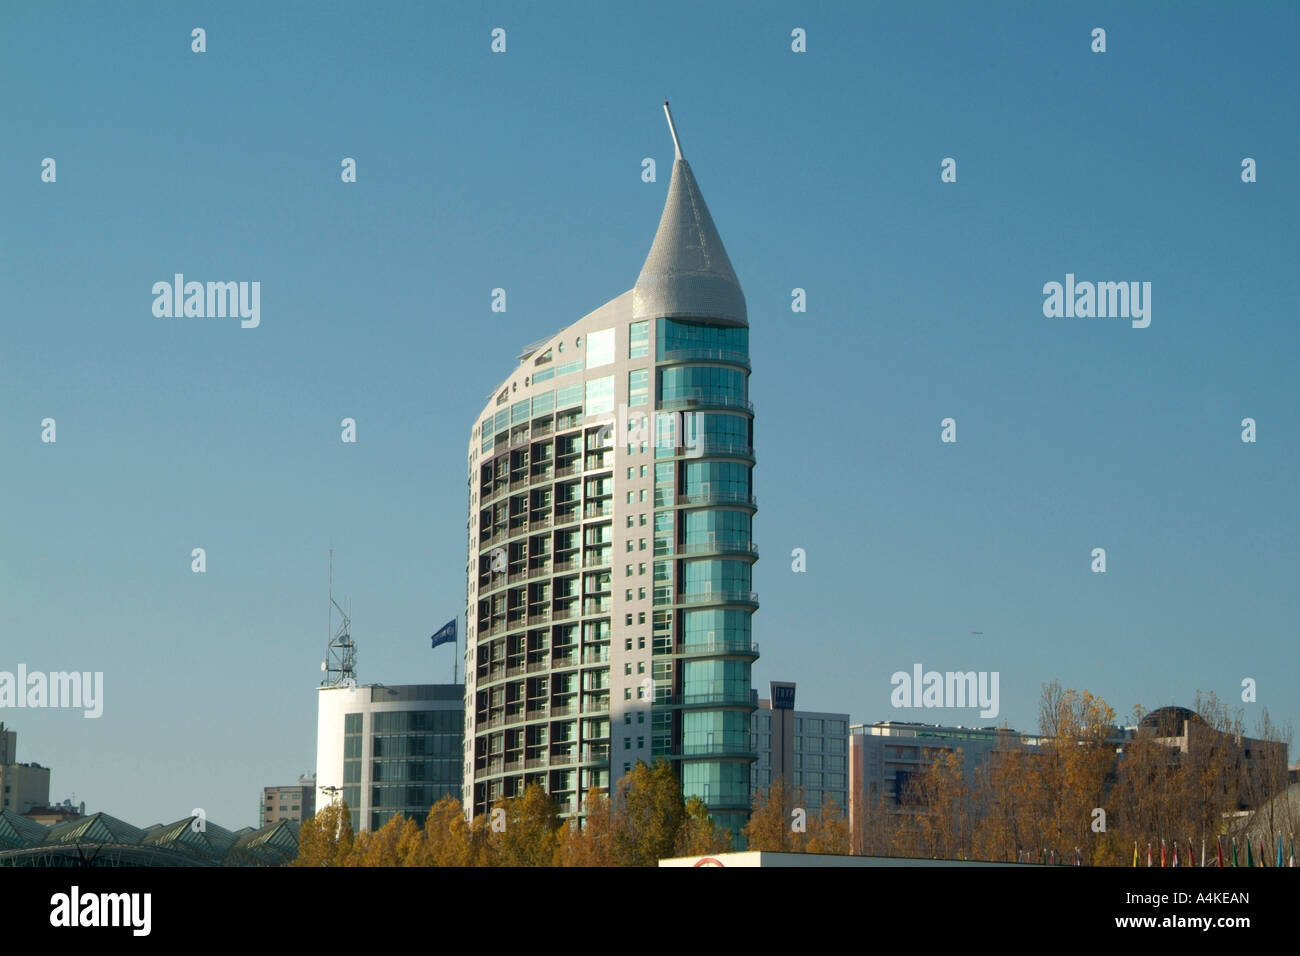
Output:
[663,100,684,160]
[320,548,357,687]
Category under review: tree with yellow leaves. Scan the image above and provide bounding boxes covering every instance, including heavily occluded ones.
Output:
[555,787,619,866]
[293,799,354,866]
[674,795,733,857]
[742,775,805,852]
[489,782,560,867]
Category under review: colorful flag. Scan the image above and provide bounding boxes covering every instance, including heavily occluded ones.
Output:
[1246,841,1254,868]
[1232,839,1238,868]
[1260,840,1266,868]
[1172,842,1179,867]
[1289,835,1295,868]
[1200,838,1205,869]
[1160,839,1166,868]
[1147,842,1153,867]
[430,618,457,649]
[1278,836,1284,868]
[1133,842,1139,867]
[1216,835,1224,868]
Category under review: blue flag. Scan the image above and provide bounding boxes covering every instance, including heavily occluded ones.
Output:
[430,618,456,649]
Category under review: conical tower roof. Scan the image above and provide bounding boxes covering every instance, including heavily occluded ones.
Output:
[632,103,747,326]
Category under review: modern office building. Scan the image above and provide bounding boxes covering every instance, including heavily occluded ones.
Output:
[751,683,849,813]
[464,104,758,835]
[0,723,50,815]
[316,683,463,832]
[260,773,317,827]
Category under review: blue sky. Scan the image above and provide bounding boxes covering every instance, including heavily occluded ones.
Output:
[2,1,1297,828]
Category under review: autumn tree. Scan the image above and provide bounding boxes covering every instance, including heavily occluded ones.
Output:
[422,794,484,867]
[613,759,686,866]
[556,786,620,866]
[488,783,561,867]
[804,794,851,855]
[674,795,733,857]
[742,775,805,852]
[345,813,408,866]
[293,800,355,866]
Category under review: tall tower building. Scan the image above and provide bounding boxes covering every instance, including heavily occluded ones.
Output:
[465,104,758,836]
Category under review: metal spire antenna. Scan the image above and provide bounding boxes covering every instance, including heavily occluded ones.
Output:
[663,100,683,160]
[320,548,357,687]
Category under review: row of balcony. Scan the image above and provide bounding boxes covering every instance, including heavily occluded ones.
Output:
[658,348,751,370]
[657,394,754,415]
[478,746,612,776]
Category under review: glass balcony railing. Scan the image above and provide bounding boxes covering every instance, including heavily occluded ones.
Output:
[658,348,750,370]
[675,588,760,607]
[658,394,753,414]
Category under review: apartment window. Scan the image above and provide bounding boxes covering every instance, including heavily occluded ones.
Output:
[586,328,615,369]
[624,663,632,676]
[624,689,632,700]
[636,686,645,699]
[629,320,649,358]
[624,738,631,750]
[626,541,634,553]
[638,489,647,502]
[625,614,633,626]
[624,762,631,774]
[626,516,634,528]
[638,612,646,624]
[624,589,633,601]
[637,711,645,724]
[626,492,634,504]
[637,662,646,674]
[639,514,647,526]
[637,636,645,649]
[638,563,646,575]
[625,713,632,725]
[625,638,633,650]
[638,538,646,551]
[639,465,647,478]
[629,368,649,407]
[637,587,646,600]
[637,737,644,748]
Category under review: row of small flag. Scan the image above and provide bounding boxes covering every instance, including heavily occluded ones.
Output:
[1015,836,1296,866]
[1134,835,1297,868]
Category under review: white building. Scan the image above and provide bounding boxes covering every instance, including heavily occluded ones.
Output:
[315,683,463,832]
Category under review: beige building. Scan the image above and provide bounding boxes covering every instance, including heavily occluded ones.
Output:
[260,773,316,827]
[0,723,51,814]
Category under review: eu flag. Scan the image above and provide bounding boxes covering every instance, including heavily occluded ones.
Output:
[430,618,457,649]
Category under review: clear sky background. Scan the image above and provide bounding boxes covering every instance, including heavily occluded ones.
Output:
[2,2,1297,829]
